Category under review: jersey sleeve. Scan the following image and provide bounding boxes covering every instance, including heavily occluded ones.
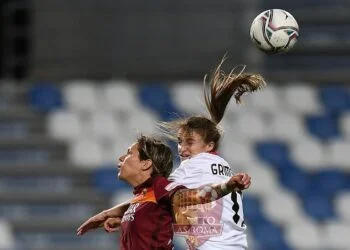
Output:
[168,165,186,181]
[152,177,186,204]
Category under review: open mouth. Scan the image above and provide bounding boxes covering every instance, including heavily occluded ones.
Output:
[180,155,191,160]
[117,163,122,170]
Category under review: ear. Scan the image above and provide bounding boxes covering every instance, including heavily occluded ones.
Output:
[206,142,215,152]
[141,159,153,171]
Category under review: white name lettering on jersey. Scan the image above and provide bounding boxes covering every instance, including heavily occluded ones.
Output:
[210,163,233,176]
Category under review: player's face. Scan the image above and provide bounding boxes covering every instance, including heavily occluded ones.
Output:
[177,129,214,161]
[118,143,143,184]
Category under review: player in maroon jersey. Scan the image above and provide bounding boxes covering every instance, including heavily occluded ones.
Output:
[77,135,250,250]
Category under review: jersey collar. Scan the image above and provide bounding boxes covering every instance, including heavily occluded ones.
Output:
[133,177,153,195]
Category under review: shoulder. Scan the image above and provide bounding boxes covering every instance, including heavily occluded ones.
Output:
[152,176,185,202]
[152,176,184,191]
[178,153,230,173]
[185,153,229,166]
[152,176,171,187]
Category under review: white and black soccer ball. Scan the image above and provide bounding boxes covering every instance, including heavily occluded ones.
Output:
[250,9,299,54]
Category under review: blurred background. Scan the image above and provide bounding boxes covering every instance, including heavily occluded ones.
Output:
[1,0,350,250]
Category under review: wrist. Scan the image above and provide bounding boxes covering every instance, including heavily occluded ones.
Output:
[224,180,239,193]
[101,210,110,219]
[221,182,229,193]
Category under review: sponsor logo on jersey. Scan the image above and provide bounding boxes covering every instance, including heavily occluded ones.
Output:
[121,203,140,222]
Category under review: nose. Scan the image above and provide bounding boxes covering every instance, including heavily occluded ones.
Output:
[178,144,187,154]
[119,154,125,162]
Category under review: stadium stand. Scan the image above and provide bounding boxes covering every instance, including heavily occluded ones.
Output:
[1,1,350,249]
[2,80,348,250]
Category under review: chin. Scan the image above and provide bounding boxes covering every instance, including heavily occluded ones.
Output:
[118,172,124,180]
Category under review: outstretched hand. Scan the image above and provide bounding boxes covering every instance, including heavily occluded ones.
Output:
[236,172,251,189]
[76,211,107,236]
[227,172,251,191]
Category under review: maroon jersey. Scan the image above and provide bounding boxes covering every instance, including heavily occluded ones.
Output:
[120,176,185,250]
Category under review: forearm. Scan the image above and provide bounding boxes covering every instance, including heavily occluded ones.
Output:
[102,201,130,218]
[172,180,239,208]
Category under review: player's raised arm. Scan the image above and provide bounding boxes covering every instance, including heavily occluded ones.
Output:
[172,172,251,208]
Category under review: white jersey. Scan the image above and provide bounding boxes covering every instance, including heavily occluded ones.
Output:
[169,152,247,250]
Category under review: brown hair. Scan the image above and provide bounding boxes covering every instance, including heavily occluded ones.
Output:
[160,58,266,150]
[203,60,266,124]
[137,135,173,178]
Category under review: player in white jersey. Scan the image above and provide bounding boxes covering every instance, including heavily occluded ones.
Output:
[76,57,266,249]
[169,152,246,250]
[156,59,265,249]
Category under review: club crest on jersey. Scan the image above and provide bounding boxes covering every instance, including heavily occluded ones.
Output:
[172,184,224,248]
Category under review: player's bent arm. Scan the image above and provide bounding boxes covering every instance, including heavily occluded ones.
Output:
[102,200,130,218]
[172,173,250,209]
[76,200,130,236]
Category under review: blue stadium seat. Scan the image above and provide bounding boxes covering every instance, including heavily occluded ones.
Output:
[302,194,336,221]
[138,83,181,121]
[242,196,266,225]
[346,174,350,190]
[253,220,290,250]
[306,114,340,140]
[279,164,311,195]
[319,86,350,114]
[92,167,130,195]
[308,170,348,197]
[255,141,290,167]
[29,83,63,112]
[243,195,293,249]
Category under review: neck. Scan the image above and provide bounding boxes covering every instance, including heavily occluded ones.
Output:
[128,174,151,187]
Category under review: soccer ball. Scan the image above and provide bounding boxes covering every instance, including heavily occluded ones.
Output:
[249,9,299,54]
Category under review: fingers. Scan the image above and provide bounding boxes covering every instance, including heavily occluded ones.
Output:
[77,216,97,232]
[241,173,251,189]
[104,224,118,233]
[235,173,251,190]
[76,223,92,236]
[240,173,249,183]
[76,219,104,236]
[77,222,87,233]
[104,218,121,233]
[76,221,90,236]
[77,227,88,236]
[77,229,88,236]
[76,212,106,234]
